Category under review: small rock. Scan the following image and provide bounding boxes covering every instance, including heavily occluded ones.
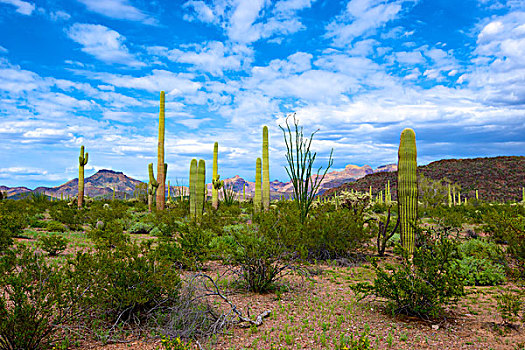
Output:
[431,324,439,330]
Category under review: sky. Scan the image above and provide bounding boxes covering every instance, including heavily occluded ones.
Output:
[0,0,524,188]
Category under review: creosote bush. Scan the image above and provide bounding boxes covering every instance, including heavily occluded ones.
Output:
[0,245,78,350]
[38,234,68,256]
[352,229,465,319]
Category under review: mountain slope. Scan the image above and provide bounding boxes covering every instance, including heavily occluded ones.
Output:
[324,156,525,203]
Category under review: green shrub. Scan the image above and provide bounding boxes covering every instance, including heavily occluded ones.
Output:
[459,239,505,263]
[305,206,374,260]
[0,246,77,349]
[0,202,28,251]
[45,220,66,233]
[128,221,154,234]
[38,234,68,256]
[87,221,130,249]
[496,291,524,325]
[224,224,291,293]
[458,256,506,286]
[68,241,181,328]
[48,205,82,231]
[352,231,465,318]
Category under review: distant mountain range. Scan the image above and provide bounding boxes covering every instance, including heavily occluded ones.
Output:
[0,163,397,200]
[324,156,525,203]
[3,156,522,202]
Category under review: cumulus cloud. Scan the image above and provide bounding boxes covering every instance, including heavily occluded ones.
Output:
[326,0,417,46]
[66,23,144,67]
[0,0,35,15]
[76,0,157,25]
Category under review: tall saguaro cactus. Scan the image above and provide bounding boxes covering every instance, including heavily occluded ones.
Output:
[78,145,88,209]
[262,126,270,210]
[189,159,197,219]
[255,157,262,213]
[148,163,159,212]
[397,128,418,256]
[156,91,166,210]
[196,160,206,221]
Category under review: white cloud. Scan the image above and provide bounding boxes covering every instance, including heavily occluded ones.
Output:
[0,46,7,54]
[66,23,144,67]
[82,69,201,94]
[76,0,156,25]
[0,0,35,15]
[326,0,417,46]
[183,0,216,23]
[49,10,71,21]
[164,41,248,76]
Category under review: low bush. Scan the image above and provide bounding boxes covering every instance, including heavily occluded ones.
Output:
[0,246,77,349]
[68,241,181,333]
[87,220,130,249]
[38,234,68,257]
[352,230,465,318]
[45,220,66,233]
[0,201,28,251]
[458,256,506,286]
[222,224,292,293]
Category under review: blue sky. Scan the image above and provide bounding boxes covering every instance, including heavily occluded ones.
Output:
[0,0,524,188]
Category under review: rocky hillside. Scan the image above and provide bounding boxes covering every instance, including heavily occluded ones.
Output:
[324,156,525,203]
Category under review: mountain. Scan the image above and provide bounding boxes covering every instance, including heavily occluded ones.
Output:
[324,156,525,203]
[0,163,396,200]
[2,169,143,199]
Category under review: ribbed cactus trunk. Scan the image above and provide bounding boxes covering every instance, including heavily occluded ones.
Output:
[447,184,452,207]
[148,163,159,212]
[254,157,262,213]
[397,128,418,256]
[212,142,219,210]
[156,91,166,210]
[262,126,270,210]
[196,160,206,221]
[78,145,88,209]
[189,159,197,220]
[243,183,246,201]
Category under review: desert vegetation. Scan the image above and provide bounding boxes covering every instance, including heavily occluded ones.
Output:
[0,95,524,350]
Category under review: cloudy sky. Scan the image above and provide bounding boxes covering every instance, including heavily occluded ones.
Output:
[0,0,524,188]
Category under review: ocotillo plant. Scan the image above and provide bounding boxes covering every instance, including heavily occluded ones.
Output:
[196,160,206,221]
[262,126,270,210]
[156,91,166,210]
[397,128,418,256]
[148,163,159,212]
[254,157,262,213]
[212,142,223,209]
[78,145,88,209]
[189,159,197,219]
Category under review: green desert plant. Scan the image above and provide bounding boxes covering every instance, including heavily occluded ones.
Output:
[156,91,166,211]
[38,234,68,256]
[77,145,88,209]
[280,113,333,223]
[397,128,418,255]
[262,125,270,211]
[352,229,465,318]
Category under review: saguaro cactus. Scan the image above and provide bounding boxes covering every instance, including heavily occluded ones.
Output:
[189,159,197,219]
[196,160,206,221]
[148,163,159,212]
[447,184,452,207]
[397,128,418,256]
[156,91,166,210]
[262,126,270,210]
[212,142,223,210]
[78,145,88,209]
[254,157,262,213]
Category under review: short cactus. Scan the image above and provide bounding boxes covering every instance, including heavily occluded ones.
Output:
[397,128,418,256]
[148,163,159,212]
[189,159,197,219]
[254,157,262,213]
